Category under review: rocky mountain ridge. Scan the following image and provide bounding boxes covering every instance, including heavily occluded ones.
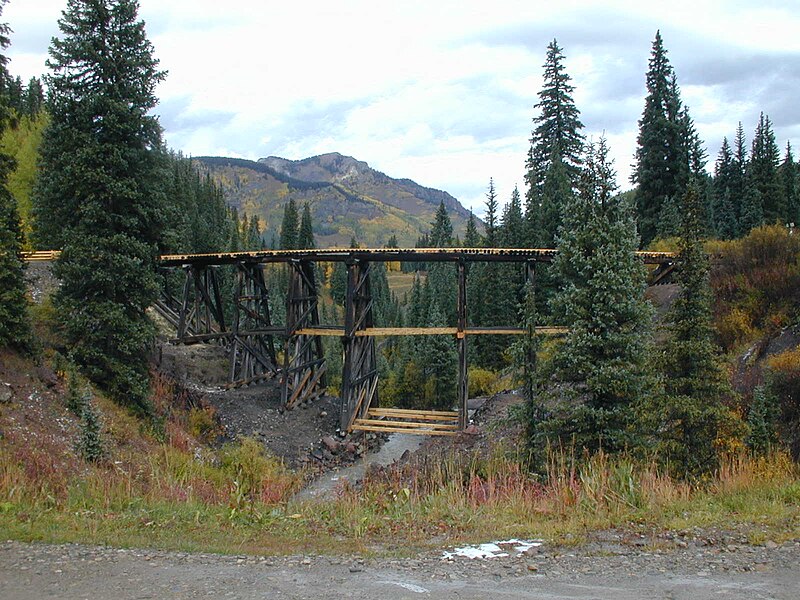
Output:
[194,152,475,248]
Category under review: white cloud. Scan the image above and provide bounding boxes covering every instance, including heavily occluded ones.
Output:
[5,0,800,214]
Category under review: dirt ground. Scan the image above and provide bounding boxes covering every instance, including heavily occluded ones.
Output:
[156,342,377,472]
[2,538,799,600]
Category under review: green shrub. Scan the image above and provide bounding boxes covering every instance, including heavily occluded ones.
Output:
[467,367,499,397]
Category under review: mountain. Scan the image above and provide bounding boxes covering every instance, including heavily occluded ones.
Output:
[193,152,475,248]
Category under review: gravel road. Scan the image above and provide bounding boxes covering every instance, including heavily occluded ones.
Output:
[2,537,799,599]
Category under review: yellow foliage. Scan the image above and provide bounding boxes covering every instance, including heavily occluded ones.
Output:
[716,308,756,351]
[766,347,800,376]
[468,367,499,397]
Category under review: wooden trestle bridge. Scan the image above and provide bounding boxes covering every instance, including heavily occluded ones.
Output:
[23,247,675,436]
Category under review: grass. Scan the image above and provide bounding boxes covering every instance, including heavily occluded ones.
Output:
[1,348,798,557]
[2,434,798,556]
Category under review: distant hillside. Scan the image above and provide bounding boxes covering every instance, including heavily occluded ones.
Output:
[194,153,476,248]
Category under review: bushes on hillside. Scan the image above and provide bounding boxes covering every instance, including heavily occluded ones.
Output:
[712,225,800,350]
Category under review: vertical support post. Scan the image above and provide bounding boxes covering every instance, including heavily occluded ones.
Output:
[282,260,326,409]
[176,266,192,339]
[524,260,537,405]
[457,259,468,430]
[210,266,226,333]
[339,260,379,433]
[339,260,358,431]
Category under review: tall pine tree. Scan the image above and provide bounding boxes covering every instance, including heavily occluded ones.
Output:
[0,0,30,351]
[525,39,584,247]
[537,137,655,455]
[632,31,696,246]
[656,181,742,476]
[781,142,799,226]
[279,199,299,250]
[32,0,167,412]
[712,138,738,239]
[297,202,315,249]
[749,112,784,225]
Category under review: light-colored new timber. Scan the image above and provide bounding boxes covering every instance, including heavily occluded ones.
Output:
[354,418,459,430]
[351,423,458,436]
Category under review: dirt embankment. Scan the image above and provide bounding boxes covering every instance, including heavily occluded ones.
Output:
[155,341,381,471]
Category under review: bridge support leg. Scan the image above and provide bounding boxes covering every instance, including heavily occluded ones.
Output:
[228,261,280,386]
[523,260,537,405]
[457,259,468,430]
[282,260,326,409]
[175,265,227,342]
[340,260,379,432]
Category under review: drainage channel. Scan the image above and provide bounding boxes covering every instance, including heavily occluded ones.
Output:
[294,433,428,501]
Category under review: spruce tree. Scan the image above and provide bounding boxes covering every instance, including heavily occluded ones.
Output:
[749,113,784,224]
[538,137,654,455]
[32,0,167,413]
[279,199,299,250]
[731,122,748,234]
[483,178,499,247]
[657,181,742,476]
[427,201,455,323]
[298,202,315,249]
[525,39,584,247]
[780,142,798,226]
[23,77,44,118]
[464,210,480,247]
[632,31,693,246]
[0,1,30,351]
[500,186,525,248]
[712,138,738,239]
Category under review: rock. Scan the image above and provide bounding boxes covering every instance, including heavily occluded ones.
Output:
[464,424,480,435]
[344,443,358,454]
[36,366,59,389]
[526,563,539,572]
[765,540,779,549]
[319,410,328,418]
[321,436,341,454]
[0,383,12,404]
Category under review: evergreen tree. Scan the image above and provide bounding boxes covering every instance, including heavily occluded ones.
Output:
[500,186,525,248]
[427,201,455,323]
[464,210,480,247]
[656,181,742,476]
[245,214,262,249]
[78,392,106,463]
[0,1,30,351]
[632,31,693,246]
[483,178,499,247]
[23,77,44,117]
[417,301,458,410]
[780,142,798,226]
[749,113,784,224]
[31,0,167,413]
[731,122,748,234]
[429,200,453,246]
[712,138,738,239]
[739,183,763,234]
[538,137,655,455]
[5,74,21,114]
[297,202,315,249]
[525,39,584,247]
[279,199,299,250]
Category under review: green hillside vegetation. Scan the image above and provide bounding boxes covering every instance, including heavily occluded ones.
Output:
[0,112,47,248]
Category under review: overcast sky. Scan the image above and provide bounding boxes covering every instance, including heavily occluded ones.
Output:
[5,0,800,215]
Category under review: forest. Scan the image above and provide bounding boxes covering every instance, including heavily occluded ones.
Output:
[0,0,798,488]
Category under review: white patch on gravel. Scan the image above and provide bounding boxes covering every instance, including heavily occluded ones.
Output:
[442,539,542,560]
[379,581,430,593]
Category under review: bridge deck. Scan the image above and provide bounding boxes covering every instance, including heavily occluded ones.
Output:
[23,247,675,265]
